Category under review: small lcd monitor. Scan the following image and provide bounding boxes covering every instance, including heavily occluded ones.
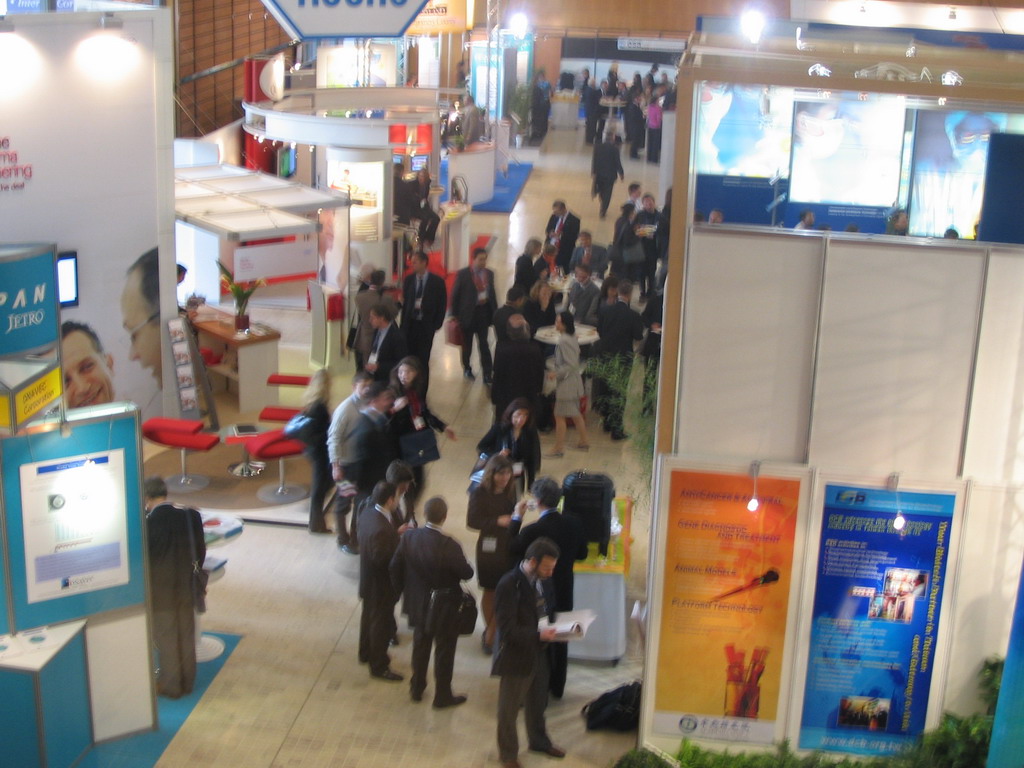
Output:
[392,153,406,166]
[410,155,428,173]
[57,251,79,307]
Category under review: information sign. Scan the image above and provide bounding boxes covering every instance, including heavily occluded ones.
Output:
[259,0,431,39]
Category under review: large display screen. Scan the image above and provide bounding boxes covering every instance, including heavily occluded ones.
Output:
[695,83,794,178]
[789,97,907,206]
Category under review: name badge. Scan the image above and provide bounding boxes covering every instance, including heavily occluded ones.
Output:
[513,462,524,476]
[414,298,423,310]
[413,416,426,430]
[482,536,498,553]
[477,290,488,302]
[367,352,378,366]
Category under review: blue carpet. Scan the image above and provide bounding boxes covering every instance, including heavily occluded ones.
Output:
[78,632,241,768]
[439,159,532,214]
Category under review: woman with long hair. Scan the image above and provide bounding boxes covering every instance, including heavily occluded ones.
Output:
[388,356,455,518]
[299,368,333,533]
[523,279,557,339]
[548,311,590,456]
[612,202,642,284]
[466,454,517,653]
[475,398,541,497]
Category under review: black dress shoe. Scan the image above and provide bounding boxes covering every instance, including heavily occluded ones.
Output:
[528,745,566,759]
[483,374,493,386]
[410,689,424,702]
[433,695,467,709]
[371,668,403,682]
[341,544,359,555]
[463,369,476,380]
[611,432,629,441]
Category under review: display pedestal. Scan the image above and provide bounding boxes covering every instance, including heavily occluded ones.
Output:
[447,143,495,205]
[440,202,472,272]
[0,620,92,768]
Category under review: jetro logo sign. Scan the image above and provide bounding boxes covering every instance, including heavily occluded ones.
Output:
[259,0,431,39]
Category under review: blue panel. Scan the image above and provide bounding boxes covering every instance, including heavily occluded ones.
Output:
[2,412,146,630]
[694,174,785,226]
[40,631,92,767]
[0,667,42,767]
[0,247,59,357]
[987,553,1024,768]
[978,134,1024,246]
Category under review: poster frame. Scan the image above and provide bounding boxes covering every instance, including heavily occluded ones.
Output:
[785,472,966,755]
[640,454,814,757]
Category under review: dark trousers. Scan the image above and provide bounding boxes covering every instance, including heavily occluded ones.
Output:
[548,642,569,698]
[497,650,553,762]
[647,127,662,163]
[359,592,397,674]
[595,176,616,217]
[460,306,493,376]
[411,625,459,702]
[152,602,197,699]
[641,244,658,297]
[604,353,632,437]
[584,113,598,144]
[306,447,331,532]
[405,321,436,392]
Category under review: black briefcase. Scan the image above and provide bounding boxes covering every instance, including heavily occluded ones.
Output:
[426,587,478,636]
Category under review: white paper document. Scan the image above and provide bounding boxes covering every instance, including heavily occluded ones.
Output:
[539,609,597,641]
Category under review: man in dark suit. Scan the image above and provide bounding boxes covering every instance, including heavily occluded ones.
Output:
[595,279,644,440]
[545,200,580,273]
[365,303,407,383]
[591,133,624,219]
[401,251,447,391]
[509,477,588,699]
[492,286,526,345]
[347,383,397,551]
[449,247,498,384]
[492,315,545,420]
[390,497,474,707]
[493,537,565,768]
[569,230,610,278]
[358,481,404,681]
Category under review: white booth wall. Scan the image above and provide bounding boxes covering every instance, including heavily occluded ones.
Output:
[670,225,1024,722]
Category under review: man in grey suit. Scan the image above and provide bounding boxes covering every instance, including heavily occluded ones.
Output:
[493,537,565,768]
[390,497,474,707]
[569,230,609,278]
[567,264,601,327]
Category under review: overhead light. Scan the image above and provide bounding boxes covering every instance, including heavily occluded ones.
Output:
[740,9,766,45]
[746,460,761,513]
[906,43,917,57]
[938,96,947,106]
[941,70,963,86]
[508,12,529,39]
[808,63,832,77]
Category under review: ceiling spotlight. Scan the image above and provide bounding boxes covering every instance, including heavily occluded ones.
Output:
[508,12,529,39]
[906,43,916,57]
[938,96,947,106]
[741,9,766,45]
[808,63,832,77]
[747,460,761,513]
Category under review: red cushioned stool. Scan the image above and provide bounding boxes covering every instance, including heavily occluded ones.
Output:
[247,428,308,504]
[142,417,219,493]
[259,406,301,423]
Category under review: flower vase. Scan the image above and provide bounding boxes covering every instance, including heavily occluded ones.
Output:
[234,313,250,332]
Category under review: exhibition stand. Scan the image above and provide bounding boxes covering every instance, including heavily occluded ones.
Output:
[446,142,496,205]
[193,310,282,414]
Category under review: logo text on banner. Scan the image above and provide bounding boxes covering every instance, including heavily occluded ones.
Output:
[259,0,431,39]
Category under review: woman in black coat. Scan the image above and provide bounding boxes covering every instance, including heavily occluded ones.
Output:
[466,454,517,652]
[388,356,456,517]
[613,202,642,284]
[298,369,332,533]
[476,398,541,497]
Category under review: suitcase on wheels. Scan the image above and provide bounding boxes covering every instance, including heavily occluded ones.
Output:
[562,471,615,556]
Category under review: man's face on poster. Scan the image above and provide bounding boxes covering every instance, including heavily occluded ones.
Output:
[62,329,115,408]
[121,266,162,383]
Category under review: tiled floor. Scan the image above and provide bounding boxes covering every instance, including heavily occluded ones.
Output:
[155,125,670,767]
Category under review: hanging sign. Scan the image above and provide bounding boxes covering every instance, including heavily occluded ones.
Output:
[799,484,955,756]
[406,0,469,36]
[258,0,431,39]
[0,245,58,358]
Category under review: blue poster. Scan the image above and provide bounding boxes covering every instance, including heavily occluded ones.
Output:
[799,484,955,756]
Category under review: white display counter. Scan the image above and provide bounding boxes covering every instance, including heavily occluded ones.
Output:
[439,202,472,271]
[447,143,496,205]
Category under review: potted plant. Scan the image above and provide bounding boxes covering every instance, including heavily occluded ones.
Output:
[217,262,265,332]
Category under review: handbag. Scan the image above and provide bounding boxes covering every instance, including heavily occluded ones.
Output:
[426,587,478,636]
[283,412,317,445]
[622,241,645,265]
[399,428,440,467]
[542,370,558,396]
[444,317,464,347]
[186,508,208,614]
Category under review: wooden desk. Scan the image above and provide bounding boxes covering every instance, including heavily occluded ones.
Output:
[193,315,281,413]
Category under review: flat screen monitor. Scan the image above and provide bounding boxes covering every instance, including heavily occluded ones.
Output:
[410,155,428,172]
[56,251,79,308]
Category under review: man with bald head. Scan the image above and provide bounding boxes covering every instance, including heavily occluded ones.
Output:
[491,314,544,420]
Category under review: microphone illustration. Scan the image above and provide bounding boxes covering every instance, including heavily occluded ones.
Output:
[709,568,780,602]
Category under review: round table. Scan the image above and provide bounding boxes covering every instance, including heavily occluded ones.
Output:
[220,423,267,477]
[195,511,243,661]
[534,324,600,346]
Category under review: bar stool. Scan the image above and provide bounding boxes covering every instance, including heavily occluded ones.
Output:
[142,417,219,492]
[247,428,308,504]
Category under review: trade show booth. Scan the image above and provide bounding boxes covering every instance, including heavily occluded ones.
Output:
[645,29,1024,761]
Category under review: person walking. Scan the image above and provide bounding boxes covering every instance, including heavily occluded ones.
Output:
[546,311,590,457]
[401,250,447,392]
[390,497,474,707]
[295,369,332,533]
[591,132,624,219]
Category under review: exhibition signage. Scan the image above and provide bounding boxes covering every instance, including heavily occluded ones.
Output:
[0,245,58,358]
[799,484,955,756]
[653,469,800,744]
[406,0,469,35]
[258,0,431,39]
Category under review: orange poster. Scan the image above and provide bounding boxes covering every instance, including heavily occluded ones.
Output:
[652,470,800,744]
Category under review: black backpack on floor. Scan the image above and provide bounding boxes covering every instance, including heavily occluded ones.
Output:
[581,681,642,731]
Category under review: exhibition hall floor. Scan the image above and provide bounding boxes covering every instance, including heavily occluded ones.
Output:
[147,127,670,768]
